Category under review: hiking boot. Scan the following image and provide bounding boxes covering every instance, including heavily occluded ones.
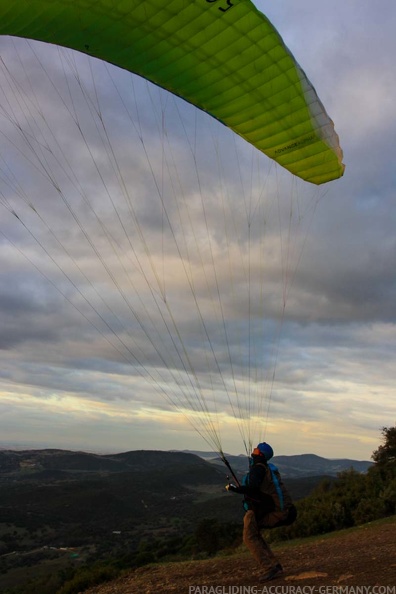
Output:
[259,563,283,582]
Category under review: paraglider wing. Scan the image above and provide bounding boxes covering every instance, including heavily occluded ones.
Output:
[0,0,344,184]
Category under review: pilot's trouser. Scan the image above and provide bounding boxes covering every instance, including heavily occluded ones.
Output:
[243,509,281,571]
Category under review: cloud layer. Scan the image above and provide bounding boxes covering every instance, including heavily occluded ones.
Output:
[1,2,395,460]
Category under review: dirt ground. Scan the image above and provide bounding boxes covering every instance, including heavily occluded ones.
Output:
[85,518,396,593]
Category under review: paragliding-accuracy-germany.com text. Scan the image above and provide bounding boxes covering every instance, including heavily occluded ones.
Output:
[188,587,396,594]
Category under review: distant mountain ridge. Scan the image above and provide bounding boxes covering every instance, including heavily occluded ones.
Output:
[181,450,372,478]
[271,454,372,478]
[0,448,357,535]
[0,449,211,476]
[0,448,372,479]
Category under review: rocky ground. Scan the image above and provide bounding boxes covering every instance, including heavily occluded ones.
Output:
[85,517,396,593]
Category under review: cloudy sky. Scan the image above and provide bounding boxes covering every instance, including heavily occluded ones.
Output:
[0,0,395,461]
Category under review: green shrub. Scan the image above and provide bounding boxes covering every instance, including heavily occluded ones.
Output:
[56,564,118,594]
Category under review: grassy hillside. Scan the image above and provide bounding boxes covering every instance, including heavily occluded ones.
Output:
[83,516,396,593]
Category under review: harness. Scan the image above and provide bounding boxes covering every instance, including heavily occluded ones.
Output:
[243,460,297,526]
[268,463,284,511]
[242,461,284,510]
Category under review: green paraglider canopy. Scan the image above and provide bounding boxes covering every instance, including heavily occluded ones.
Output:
[0,0,344,184]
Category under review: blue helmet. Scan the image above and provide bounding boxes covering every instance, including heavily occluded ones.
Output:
[253,442,274,461]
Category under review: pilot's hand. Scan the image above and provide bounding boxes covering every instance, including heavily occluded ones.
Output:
[225,483,238,492]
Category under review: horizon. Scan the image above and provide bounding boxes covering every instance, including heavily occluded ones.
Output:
[0,442,373,463]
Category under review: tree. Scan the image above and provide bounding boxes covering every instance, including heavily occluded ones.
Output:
[372,426,396,467]
[370,425,396,515]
